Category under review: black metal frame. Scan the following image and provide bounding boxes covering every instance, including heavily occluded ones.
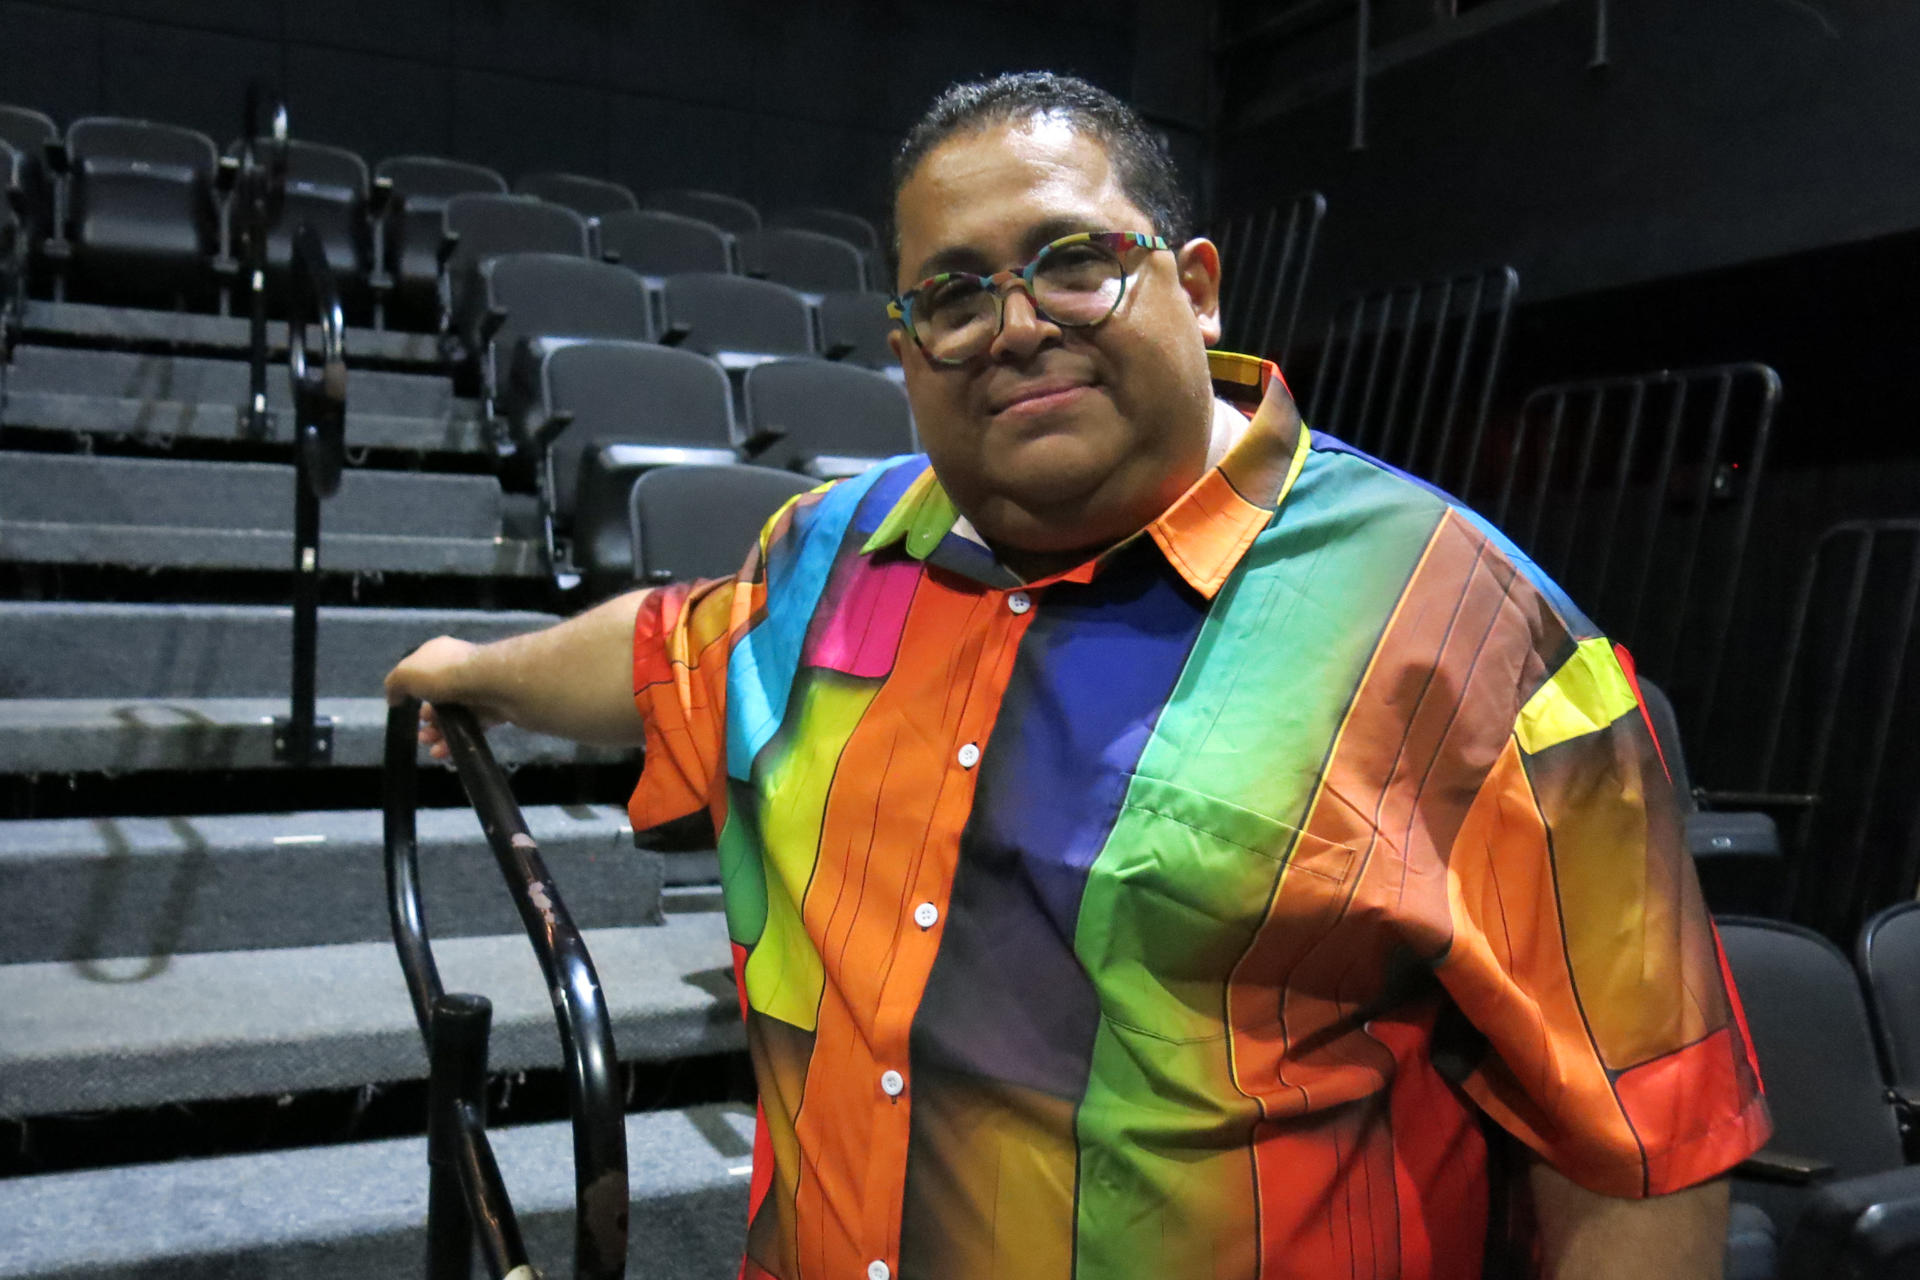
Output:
[1214,190,1326,368]
[1493,363,1779,749]
[1304,265,1518,498]
[1720,520,1920,937]
[274,222,347,767]
[384,701,629,1280]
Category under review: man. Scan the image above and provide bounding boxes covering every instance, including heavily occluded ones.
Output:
[389,73,1768,1279]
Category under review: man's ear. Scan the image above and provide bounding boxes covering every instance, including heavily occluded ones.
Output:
[1177,238,1223,347]
[887,327,908,365]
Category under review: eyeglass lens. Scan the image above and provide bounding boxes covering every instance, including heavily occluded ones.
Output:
[915,239,1127,361]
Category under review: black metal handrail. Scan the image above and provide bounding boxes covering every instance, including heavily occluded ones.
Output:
[278,221,347,767]
[235,83,289,440]
[384,701,630,1280]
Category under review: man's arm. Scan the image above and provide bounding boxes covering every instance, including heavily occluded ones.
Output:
[384,587,649,752]
[1529,1155,1729,1279]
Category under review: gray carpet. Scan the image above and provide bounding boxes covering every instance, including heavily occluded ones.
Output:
[0,1103,754,1279]
[0,913,741,1115]
[0,804,657,963]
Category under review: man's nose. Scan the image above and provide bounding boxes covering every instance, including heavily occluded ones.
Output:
[988,283,1059,360]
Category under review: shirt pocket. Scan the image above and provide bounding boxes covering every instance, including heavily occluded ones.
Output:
[1079,772,1358,1044]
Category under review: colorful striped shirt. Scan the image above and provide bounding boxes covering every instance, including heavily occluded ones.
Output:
[629,349,1770,1280]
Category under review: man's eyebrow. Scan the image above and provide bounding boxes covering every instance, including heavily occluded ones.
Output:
[907,218,1107,286]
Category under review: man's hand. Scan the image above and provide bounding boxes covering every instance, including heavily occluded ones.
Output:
[381,590,652,754]
[1530,1155,1730,1279]
[384,636,503,761]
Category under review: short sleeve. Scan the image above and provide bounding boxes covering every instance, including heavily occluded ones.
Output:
[1435,636,1772,1197]
[628,575,742,833]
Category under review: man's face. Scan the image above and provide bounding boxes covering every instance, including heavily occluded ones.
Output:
[890,116,1223,560]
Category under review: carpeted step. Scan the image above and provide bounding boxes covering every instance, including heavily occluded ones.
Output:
[0,912,741,1116]
[1,342,480,450]
[0,804,655,964]
[0,451,541,577]
[0,1102,754,1279]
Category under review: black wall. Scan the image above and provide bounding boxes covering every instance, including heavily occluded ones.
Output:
[1215,0,1920,314]
[1,0,1209,224]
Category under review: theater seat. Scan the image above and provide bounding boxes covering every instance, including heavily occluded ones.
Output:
[473,252,656,433]
[529,341,740,591]
[770,206,878,253]
[375,154,508,329]
[597,209,735,278]
[442,193,591,344]
[1638,678,1781,913]
[58,116,222,309]
[818,291,901,375]
[228,137,374,320]
[516,171,638,220]
[644,188,759,237]
[628,464,816,584]
[741,227,867,296]
[741,359,913,478]
[660,273,815,372]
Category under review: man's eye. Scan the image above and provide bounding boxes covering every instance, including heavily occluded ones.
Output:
[925,279,985,313]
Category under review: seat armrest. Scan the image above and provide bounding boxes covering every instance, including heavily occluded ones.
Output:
[1736,1148,1835,1184]
[1784,1165,1920,1278]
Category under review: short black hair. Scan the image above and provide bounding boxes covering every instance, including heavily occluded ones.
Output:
[888,71,1192,284]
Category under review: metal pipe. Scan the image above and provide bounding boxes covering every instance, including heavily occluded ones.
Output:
[437,707,631,1280]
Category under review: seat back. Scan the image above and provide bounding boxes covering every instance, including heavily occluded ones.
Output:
[770,207,878,252]
[64,117,220,301]
[645,188,760,237]
[377,155,508,203]
[817,291,899,371]
[0,107,54,241]
[232,137,371,289]
[374,155,508,326]
[445,194,590,332]
[743,360,913,474]
[541,341,736,513]
[0,103,56,152]
[516,172,637,220]
[1859,901,1920,1091]
[1718,916,1903,1178]
[661,273,815,360]
[630,464,815,582]
[744,227,867,294]
[597,209,734,277]
[484,251,653,353]
[1637,678,1697,813]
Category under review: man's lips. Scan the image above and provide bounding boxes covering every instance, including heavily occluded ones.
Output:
[988,379,1096,416]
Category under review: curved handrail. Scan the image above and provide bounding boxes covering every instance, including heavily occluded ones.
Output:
[289,222,347,498]
[385,701,630,1280]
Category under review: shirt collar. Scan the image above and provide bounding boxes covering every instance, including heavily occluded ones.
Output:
[862,350,1310,598]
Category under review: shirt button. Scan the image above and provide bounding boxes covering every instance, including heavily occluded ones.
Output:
[868,1263,891,1280]
[957,742,980,769]
[1007,591,1032,615]
[913,902,939,929]
[880,1069,905,1097]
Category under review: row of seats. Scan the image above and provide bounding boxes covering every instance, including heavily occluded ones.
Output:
[1722,904,1920,1275]
[457,250,896,436]
[0,102,887,333]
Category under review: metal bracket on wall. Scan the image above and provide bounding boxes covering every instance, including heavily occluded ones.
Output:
[1591,0,1610,69]
[273,715,334,764]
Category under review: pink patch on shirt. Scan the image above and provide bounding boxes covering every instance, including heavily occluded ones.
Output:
[805,557,920,677]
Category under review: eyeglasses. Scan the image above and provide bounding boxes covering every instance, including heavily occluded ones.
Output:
[888,230,1170,366]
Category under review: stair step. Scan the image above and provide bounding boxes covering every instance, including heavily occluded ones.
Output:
[0,451,541,577]
[2,343,479,453]
[0,804,654,964]
[0,1101,753,1279]
[17,300,449,369]
[0,912,741,1116]
[0,696,627,773]
[0,602,560,698]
